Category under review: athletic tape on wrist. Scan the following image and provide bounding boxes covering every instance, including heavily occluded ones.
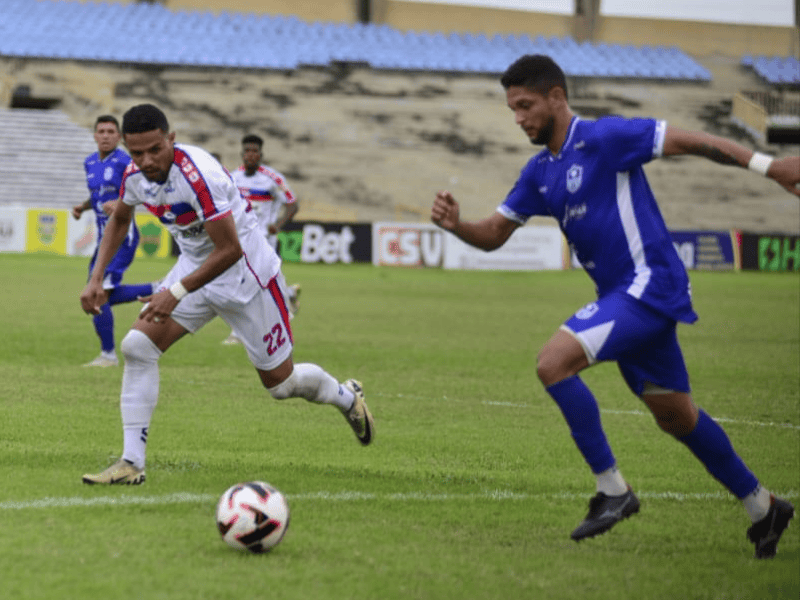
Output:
[169,281,188,301]
[748,152,773,177]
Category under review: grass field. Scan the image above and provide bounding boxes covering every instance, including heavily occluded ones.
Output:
[0,253,798,600]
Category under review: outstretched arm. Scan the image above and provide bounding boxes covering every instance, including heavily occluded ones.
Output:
[662,127,800,196]
[430,190,519,251]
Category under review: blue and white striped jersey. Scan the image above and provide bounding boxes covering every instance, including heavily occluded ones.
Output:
[499,116,697,323]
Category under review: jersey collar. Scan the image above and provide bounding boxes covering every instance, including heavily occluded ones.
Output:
[549,116,580,160]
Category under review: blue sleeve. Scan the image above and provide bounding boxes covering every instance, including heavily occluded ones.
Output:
[499,157,548,223]
[590,116,661,172]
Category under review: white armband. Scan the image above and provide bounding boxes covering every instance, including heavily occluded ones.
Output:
[748,152,773,177]
[169,281,189,301]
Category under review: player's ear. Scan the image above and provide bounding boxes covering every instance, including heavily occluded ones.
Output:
[167,131,176,144]
[548,86,567,104]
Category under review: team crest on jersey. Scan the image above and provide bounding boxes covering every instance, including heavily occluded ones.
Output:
[575,302,599,320]
[566,164,583,194]
[104,166,114,181]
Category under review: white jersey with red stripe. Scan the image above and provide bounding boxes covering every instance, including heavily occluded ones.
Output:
[231,164,295,233]
[120,143,281,303]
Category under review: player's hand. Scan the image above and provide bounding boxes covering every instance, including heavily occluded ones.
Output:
[267,224,279,235]
[769,156,800,197]
[80,281,109,315]
[137,289,180,325]
[431,190,460,231]
[71,205,84,220]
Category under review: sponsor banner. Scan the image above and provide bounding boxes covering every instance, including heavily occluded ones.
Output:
[670,231,737,271]
[740,232,800,272]
[26,209,68,255]
[279,222,371,264]
[444,225,565,271]
[0,206,27,252]
[372,222,444,267]
[135,214,172,259]
[67,211,97,257]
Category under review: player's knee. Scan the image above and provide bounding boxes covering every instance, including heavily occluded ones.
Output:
[266,368,297,400]
[537,350,563,386]
[121,330,161,364]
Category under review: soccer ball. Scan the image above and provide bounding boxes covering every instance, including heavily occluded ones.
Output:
[216,481,290,553]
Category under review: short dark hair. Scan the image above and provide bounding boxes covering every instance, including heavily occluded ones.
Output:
[241,134,264,149]
[94,115,119,131]
[122,104,169,135]
[500,55,568,100]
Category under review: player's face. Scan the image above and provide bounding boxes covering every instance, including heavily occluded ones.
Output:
[124,129,176,183]
[94,122,120,156]
[506,85,556,146]
[241,143,261,171]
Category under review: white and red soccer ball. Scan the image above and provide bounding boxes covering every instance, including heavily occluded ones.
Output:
[216,481,290,553]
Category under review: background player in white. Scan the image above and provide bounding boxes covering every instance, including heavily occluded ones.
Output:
[431,55,798,558]
[72,115,155,367]
[80,104,373,485]
[223,134,300,345]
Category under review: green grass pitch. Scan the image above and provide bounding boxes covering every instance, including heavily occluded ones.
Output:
[0,253,797,600]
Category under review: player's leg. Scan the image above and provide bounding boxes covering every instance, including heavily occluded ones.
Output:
[82,252,118,367]
[83,245,156,366]
[542,295,678,540]
[82,267,210,485]
[629,334,794,558]
[226,273,373,445]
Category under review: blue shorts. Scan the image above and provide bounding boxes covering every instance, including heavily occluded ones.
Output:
[562,293,691,396]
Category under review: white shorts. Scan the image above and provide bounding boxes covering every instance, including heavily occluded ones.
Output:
[158,268,294,371]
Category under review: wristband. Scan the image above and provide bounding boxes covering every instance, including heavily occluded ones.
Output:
[169,281,189,301]
[748,152,773,177]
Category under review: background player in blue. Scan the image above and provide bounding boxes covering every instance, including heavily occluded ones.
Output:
[72,115,155,367]
[430,55,799,558]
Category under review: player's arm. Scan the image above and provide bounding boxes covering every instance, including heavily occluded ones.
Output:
[269,201,298,235]
[79,200,134,314]
[100,199,119,216]
[138,213,243,323]
[431,190,518,251]
[662,127,800,196]
[71,198,91,220]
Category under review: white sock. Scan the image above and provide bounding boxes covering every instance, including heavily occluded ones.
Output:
[742,484,772,523]
[268,363,354,411]
[101,350,117,360]
[119,330,161,469]
[596,466,628,496]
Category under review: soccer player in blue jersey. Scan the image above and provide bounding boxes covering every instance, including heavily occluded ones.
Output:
[72,115,155,367]
[431,55,798,558]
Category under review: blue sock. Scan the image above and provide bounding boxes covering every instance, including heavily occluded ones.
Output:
[108,283,153,305]
[678,409,759,499]
[93,303,115,353]
[546,375,615,474]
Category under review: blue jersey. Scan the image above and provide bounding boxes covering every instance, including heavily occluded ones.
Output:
[499,116,697,324]
[84,147,139,284]
[84,147,136,242]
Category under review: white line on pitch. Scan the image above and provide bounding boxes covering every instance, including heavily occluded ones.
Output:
[1,489,797,511]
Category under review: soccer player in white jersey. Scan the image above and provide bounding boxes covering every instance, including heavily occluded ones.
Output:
[80,104,373,486]
[72,115,156,367]
[431,55,798,558]
[222,134,301,345]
